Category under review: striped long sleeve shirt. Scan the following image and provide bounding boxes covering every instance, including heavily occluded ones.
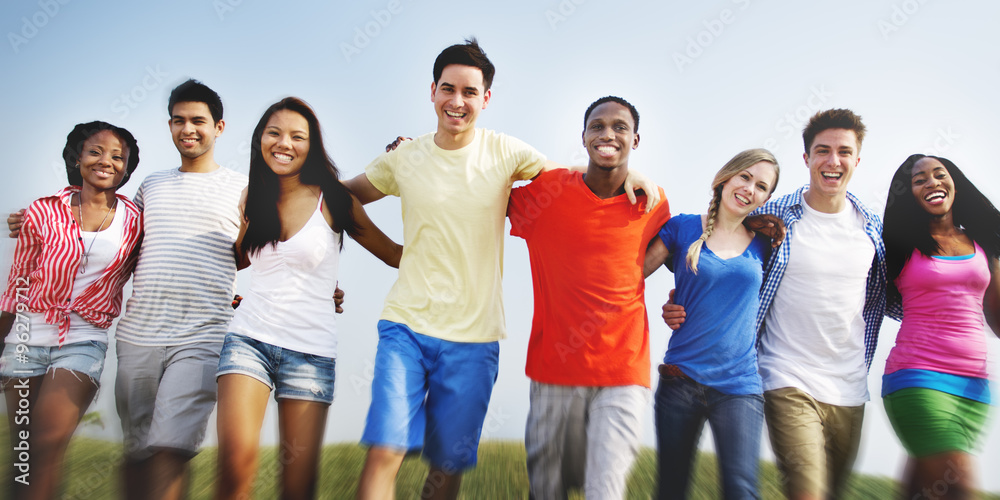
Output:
[0,186,142,345]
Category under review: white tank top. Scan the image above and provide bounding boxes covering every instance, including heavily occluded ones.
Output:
[228,193,342,358]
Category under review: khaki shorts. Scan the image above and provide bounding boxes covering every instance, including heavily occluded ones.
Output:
[764,387,865,499]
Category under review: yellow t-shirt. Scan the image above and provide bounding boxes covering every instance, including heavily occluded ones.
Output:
[365,129,546,342]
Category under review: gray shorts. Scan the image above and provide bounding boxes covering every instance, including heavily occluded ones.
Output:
[115,341,222,461]
[525,382,649,499]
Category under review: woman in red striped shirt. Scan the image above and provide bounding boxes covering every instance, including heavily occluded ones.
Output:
[0,121,142,500]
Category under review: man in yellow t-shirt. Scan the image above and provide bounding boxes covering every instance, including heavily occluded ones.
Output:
[345,39,657,500]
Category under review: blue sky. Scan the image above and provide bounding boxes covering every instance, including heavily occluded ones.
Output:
[3,0,1000,490]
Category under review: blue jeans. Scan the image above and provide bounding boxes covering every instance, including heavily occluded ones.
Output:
[655,374,764,500]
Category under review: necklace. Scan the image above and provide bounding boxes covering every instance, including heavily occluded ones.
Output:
[76,195,116,275]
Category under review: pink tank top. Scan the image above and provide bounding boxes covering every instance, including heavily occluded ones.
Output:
[884,244,991,378]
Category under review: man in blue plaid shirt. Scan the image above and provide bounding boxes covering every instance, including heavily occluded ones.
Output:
[665,108,886,500]
[754,109,886,500]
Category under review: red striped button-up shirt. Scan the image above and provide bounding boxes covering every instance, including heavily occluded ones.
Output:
[0,186,143,345]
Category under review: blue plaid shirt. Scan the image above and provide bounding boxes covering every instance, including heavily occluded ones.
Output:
[753,186,887,370]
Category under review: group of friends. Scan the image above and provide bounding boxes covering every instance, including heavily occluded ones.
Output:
[1,38,999,500]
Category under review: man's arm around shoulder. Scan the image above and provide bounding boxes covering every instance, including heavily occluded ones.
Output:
[344,173,386,206]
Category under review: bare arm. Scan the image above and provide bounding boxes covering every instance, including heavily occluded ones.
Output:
[744,214,786,248]
[643,235,671,278]
[344,173,387,206]
[985,257,1000,339]
[347,194,402,268]
[233,219,251,271]
[233,188,251,271]
[539,160,661,212]
[643,234,685,329]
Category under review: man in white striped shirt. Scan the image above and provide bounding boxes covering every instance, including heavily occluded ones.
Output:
[108,79,247,500]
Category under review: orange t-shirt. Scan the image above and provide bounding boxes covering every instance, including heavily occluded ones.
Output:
[508,169,670,387]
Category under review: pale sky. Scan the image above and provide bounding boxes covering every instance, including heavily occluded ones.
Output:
[3,0,1000,491]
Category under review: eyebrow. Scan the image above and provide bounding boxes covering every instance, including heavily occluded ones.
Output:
[912,166,946,176]
[811,143,854,152]
[265,125,308,135]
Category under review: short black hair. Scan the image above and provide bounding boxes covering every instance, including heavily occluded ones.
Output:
[63,121,140,188]
[584,96,640,133]
[168,79,224,123]
[433,38,495,91]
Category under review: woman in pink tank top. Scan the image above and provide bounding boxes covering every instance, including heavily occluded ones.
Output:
[214,98,402,500]
[882,154,1000,500]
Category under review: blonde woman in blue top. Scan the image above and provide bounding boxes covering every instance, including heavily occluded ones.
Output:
[644,148,779,499]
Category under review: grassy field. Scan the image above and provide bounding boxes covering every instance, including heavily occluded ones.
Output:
[3,436,999,499]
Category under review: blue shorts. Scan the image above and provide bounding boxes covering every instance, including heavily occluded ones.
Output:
[0,341,107,385]
[361,320,500,471]
[217,333,336,404]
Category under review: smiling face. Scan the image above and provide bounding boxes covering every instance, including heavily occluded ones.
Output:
[719,161,776,218]
[431,64,491,148]
[803,128,860,209]
[78,130,128,191]
[910,157,956,217]
[582,102,639,171]
[169,101,224,160]
[260,109,311,177]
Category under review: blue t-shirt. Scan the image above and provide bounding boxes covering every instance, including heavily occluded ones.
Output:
[659,213,768,395]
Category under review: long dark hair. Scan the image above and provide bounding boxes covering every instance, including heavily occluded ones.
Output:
[241,97,357,256]
[883,154,1000,303]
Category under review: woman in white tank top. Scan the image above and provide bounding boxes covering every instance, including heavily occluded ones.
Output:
[214,98,401,499]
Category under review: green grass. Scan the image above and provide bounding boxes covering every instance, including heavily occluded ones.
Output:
[3,435,999,499]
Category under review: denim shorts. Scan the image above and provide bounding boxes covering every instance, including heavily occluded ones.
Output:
[0,341,108,385]
[217,333,336,404]
[361,320,500,471]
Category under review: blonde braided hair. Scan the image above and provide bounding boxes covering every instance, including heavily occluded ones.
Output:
[685,187,721,274]
[685,148,780,274]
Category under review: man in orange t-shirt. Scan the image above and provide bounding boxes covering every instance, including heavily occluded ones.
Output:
[508,96,670,499]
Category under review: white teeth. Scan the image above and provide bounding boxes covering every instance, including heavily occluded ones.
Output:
[925,192,946,201]
[596,146,617,153]
[445,110,465,118]
[273,153,292,162]
[821,172,842,179]
[735,194,750,204]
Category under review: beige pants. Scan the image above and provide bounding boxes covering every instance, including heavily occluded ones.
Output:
[764,386,865,499]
